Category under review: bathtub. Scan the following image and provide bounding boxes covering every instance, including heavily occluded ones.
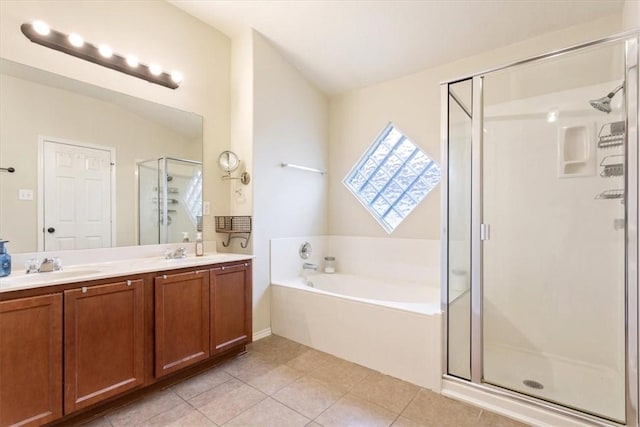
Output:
[270,236,442,391]
[284,273,440,315]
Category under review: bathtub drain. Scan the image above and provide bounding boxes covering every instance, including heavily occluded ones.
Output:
[523,379,544,390]
[306,281,314,288]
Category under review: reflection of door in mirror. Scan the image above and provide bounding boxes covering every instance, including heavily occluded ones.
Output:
[42,138,114,251]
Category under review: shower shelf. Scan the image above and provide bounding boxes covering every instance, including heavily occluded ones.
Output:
[599,155,624,178]
[595,189,624,201]
[215,216,252,248]
[597,121,625,149]
[152,198,179,204]
[154,186,179,193]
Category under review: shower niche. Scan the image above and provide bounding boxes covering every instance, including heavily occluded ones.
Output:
[557,123,595,177]
[137,157,202,245]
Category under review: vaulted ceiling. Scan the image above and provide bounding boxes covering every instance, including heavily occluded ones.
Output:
[170,0,624,95]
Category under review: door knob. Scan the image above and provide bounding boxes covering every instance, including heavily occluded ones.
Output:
[47,227,55,233]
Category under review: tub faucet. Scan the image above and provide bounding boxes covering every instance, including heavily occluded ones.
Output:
[302,262,317,271]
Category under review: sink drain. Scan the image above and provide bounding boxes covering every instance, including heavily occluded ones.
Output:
[523,379,544,390]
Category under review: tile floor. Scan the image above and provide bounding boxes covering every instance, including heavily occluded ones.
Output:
[81,335,530,427]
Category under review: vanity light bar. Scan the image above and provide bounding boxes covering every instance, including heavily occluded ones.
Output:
[20,21,182,90]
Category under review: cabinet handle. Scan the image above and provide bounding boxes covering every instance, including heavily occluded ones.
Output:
[81,287,87,293]
[196,270,207,274]
[221,266,226,271]
[244,263,249,267]
[127,280,132,286]
[163,275,167,280]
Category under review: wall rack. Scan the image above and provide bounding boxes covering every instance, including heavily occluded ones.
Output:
[598,121,625,149]
[215,216,252,248]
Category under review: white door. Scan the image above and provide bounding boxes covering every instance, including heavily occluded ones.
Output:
[43,140,113,250]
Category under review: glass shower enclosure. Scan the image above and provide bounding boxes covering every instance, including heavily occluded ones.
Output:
[442,33,638,425]
[137,157,202,245]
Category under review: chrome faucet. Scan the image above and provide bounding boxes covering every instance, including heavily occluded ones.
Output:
[26,257,62,274]
[302,262,317,271]
[165,247,187,259]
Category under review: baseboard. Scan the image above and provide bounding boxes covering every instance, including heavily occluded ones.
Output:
[253,328,272,341]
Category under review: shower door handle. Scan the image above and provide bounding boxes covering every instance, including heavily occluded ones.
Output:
[480,223,490,241]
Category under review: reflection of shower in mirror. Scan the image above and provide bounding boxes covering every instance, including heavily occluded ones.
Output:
[137,156,203,245]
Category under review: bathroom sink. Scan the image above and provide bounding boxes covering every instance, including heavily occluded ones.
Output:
[0,269,103,287]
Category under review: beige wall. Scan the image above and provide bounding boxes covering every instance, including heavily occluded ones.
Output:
[0,0,231,244]
[623,0,640,30]
[250,31,329,334]
[229,30,254,229]
[328,14,623,239]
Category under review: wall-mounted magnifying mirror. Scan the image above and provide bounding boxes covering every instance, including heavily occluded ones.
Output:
[218,150,239,172]
[218,150,250,185]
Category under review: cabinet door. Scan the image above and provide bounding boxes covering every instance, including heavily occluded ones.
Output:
[0,294,62,427]
[64,280,144,413]
[210,262,252,354]
[155,270,210,377]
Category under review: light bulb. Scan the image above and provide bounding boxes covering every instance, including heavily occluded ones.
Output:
[98,44,113,58]
[68,33,84,48]
[32,20,50,36]
[170,71,183,84]
[149,63,162,76]
[126,54,139,68]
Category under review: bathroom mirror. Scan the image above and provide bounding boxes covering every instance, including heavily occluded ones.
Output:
[0,58,204,253]
[218,150,240,172]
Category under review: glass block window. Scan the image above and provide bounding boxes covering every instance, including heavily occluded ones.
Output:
[343,123,441,233]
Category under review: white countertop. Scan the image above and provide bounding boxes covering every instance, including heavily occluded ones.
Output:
[0,252,253,294]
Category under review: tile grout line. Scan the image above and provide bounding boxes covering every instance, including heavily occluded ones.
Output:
[104,389,169,427]
[388,387,422,427]
[215,378,270,426]
[395,387,423,425]
[168,374,236,426]
[130,389,187,427]
[177,374,235,406]
[234,369,316,424]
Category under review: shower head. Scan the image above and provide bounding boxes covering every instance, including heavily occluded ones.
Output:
[589,84,624,114]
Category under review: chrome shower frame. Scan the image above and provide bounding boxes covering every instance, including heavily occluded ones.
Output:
[440,31,640,426]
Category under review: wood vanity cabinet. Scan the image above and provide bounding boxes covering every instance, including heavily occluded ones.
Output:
[0,294,63,427]
[0,258,251,426]
[210,261,252,354]
[154,269,210,377]
[64,279,144,413]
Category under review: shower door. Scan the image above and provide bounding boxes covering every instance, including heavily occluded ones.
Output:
[481,40,629,422]
[444,33,639,426]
